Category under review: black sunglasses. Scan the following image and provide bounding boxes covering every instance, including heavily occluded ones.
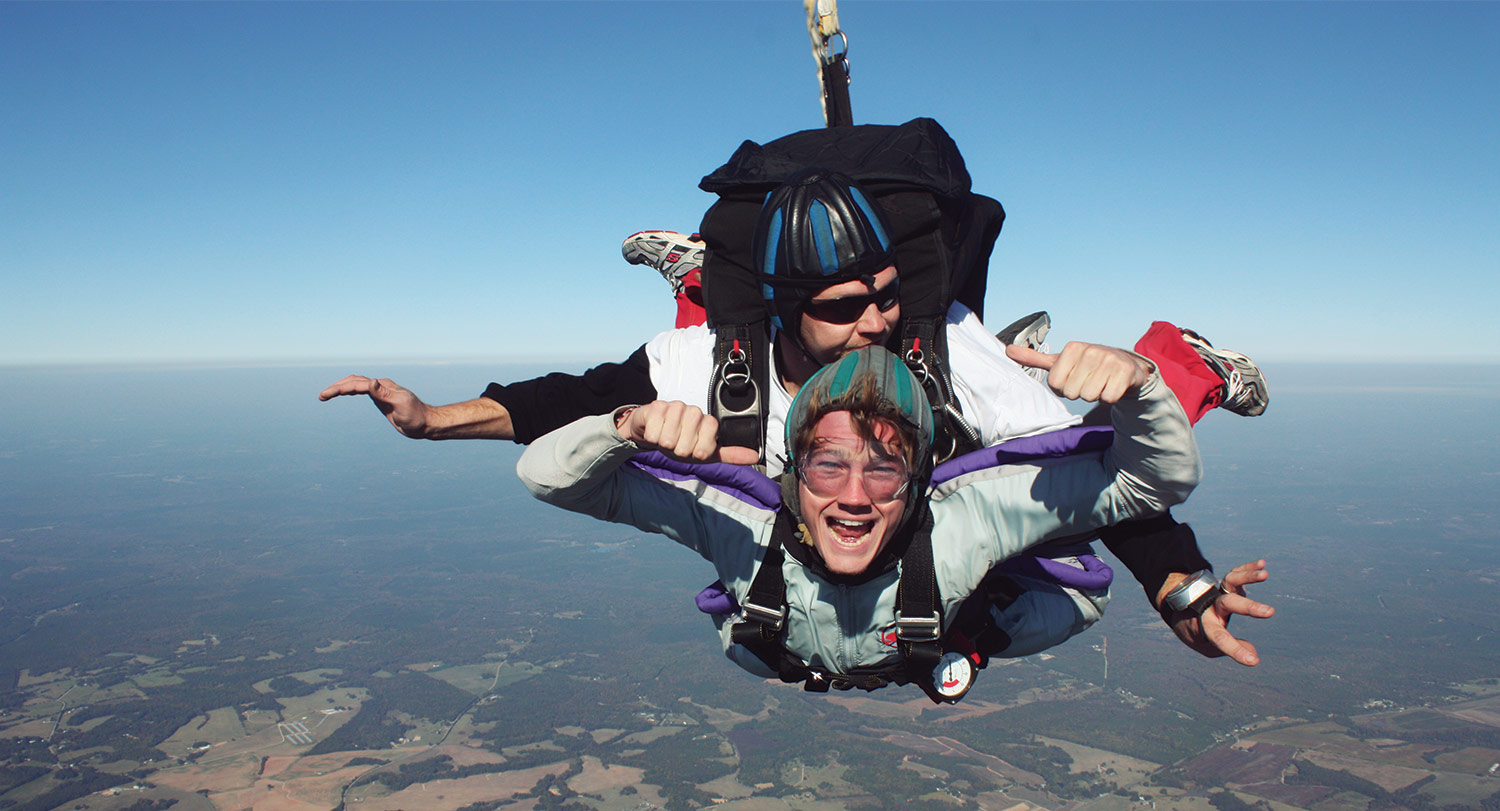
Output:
[801,278,901,325]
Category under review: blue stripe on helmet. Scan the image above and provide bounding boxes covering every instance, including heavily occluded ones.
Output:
[847,186,891,252]
[761,210,783,278]
[808,200,838,275]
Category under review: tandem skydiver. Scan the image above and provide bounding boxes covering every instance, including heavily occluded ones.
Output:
[320,169,1272,668]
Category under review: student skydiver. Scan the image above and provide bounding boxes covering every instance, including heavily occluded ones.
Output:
[518,344,1272,700]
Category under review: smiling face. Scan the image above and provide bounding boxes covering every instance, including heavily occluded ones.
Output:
[796,267,901,367]
[796,410,912,576]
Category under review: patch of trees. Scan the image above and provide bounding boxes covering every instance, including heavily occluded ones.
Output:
[307,670,475,755]
[1207,790,1265,811]
[0,764,48,793]
[266,675,322,697]
[984,740,1106,800]
[119,799,177,811]
[367,754,514,792]
[470,676,644,750]
[1285,759,1387,801]
[0,766,129,811]
[630,731,734,801]
[368,670,474,723]
[723,713,836,786]
[525,759,587,810]
[305,696,401,754]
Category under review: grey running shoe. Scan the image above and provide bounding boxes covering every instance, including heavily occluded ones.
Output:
[1179,328,1269,416]
[622,230,705,296]
[995,311,1051,383]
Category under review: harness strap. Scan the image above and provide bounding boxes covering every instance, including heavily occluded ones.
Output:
[894,506,942,677]
[900,317,981,463]
[729,504,947,695]
[709,324,769,465]
[807,0,852,128]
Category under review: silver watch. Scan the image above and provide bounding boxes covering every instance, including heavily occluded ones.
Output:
[1162,569,1224,617]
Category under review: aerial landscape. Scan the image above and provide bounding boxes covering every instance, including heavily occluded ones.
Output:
[5,2,1498,810]
[2,362,1497,810]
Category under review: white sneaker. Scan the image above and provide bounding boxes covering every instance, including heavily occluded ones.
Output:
[1179,328,1269,416]
[995,311,1051,383]
[622,231,705,296]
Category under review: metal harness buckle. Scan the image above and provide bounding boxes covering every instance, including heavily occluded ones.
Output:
[741,601,788,632]
[896,613,941,643]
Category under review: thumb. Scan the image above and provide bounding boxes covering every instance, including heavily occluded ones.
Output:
[716,445,761,467]
[1006,344,1057,370]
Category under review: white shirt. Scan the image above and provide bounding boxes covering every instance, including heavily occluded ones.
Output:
[643,302,1079,476]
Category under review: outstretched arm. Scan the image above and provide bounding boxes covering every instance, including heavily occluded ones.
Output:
[932,341,1201,606]
[319,375,515,440]
[318,344,659,443]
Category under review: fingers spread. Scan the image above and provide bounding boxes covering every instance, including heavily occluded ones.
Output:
[1202,613,1261,667]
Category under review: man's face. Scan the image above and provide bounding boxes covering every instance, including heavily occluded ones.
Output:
[797,411,911,577]
[796,267,900,366]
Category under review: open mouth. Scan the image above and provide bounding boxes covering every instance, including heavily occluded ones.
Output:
[826,517,875,545]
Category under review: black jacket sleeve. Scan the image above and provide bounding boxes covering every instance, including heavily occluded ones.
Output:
[480,344,658,444]
[1098,512,1213,609]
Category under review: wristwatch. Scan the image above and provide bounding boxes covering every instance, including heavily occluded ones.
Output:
[1160,569,1224,619]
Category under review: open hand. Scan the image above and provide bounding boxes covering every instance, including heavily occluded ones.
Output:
[1167,559,1275,666]
[1007,342,1152,404]
[319,375,430,438]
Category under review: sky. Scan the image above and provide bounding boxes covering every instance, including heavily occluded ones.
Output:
[3,1,1497,368]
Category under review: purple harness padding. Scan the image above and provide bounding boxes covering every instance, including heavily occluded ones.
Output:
[997,552,1113,591]
[632,425,1115,509]
[931,425,1114,487]
[626,451,782,511]
[691,550,1112,617]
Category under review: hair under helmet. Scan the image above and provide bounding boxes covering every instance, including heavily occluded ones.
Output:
[781,346,934,539]
[753,169,895,343]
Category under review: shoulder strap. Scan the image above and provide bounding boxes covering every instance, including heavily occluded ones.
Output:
[707,324,769,465]
[893,503,943,680]
[899,316,980,463]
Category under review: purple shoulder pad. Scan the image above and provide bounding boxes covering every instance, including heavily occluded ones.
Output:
[626,452,782,512]
[999,553,1114,591]
[931,425,1114,488]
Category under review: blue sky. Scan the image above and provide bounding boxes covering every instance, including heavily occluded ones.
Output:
[4,1,1496,367]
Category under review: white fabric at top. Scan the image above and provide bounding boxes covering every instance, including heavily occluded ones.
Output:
[642,302,1080,476]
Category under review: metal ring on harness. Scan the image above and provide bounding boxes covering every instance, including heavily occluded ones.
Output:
[713,350,761,418]
[819,30,849,65]
[903,348,935,388]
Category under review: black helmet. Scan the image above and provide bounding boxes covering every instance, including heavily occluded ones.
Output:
[753,169,895,337]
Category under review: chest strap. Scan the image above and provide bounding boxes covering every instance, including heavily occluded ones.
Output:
[729,506,943,694]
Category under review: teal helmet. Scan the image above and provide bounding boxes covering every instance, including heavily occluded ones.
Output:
[784,345,934,510]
